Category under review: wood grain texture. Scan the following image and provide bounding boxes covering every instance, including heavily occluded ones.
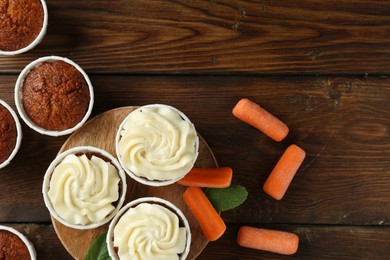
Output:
[0,75,389,227]
[0,0,389,74]
[2,223,389,259]
[51,107,217,259]
[200,224,390,260]
[0,1,389,258]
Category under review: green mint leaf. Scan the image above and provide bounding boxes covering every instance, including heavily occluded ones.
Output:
[204,185,248,212]
[85,231,110,260]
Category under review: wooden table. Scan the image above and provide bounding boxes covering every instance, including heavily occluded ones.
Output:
[1,1,390,259]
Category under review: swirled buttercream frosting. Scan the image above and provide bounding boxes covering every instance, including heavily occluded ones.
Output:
[113,203,187,260]
[118,106,198,181]
[48,154,120,225]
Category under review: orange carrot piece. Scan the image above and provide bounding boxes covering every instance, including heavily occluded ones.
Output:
[183,186,226,241]
[232,98,289,142]
[237,226,299,255]
[178,167,233,188]
[263,144,306,200]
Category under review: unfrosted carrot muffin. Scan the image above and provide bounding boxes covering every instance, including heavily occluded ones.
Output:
[0,230,30,259]
[0,103,17,165]
[0,0,44,52]
[22,60,91,131]
[0,226,36,260]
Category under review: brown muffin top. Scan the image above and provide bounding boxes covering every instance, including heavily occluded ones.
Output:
[22,61,90,131]
[0,0,44,51]
[0,103,17,164]
[0,230,31,260]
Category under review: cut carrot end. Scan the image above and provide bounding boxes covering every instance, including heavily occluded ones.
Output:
[178,167,233,188]
[183,186,226,241]
[263,144,306,200]
[237,226,299,255]
[232,98,289,142]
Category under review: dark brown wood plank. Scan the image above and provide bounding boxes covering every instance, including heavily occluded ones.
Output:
[0,0,389,74]
[0,75,389,225]
[200,225,390,259]
[3,223,390,259]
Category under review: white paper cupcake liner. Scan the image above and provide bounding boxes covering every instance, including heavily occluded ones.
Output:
[0,0,48,55]
[0,225,37,260]
[115,104,199,187]
[14,56,94,137]
[0,99,23,170]
[42,146,127,230]
[107,197,191,260]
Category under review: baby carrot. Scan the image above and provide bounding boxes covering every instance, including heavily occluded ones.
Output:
[232,98,289,142]
[263,144,306,200]
[178,167,233,188]
[237,226,299,255]
[183,186,226,241]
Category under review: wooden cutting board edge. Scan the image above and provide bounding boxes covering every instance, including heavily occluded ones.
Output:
[50,106,218,259]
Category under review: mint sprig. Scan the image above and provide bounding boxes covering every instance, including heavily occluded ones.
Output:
[85,185,248,258]
[85,231,110,260]
[204,185,248,212]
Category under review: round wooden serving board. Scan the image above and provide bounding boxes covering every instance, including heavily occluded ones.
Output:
[52,106,218,260]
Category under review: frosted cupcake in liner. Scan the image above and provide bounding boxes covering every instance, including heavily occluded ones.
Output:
[107,197,191,260]
[0,225,36,259]
[42,146,127,230]
[0,0,48,55]
[15,56,94,136]
[116,104,199,186]
[0,100,22,170]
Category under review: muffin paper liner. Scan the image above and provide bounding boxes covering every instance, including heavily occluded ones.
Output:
[0,99,22,170]
[14,56,94,137]
[42,146,127,230]
[0,0,48,55]
[0,225,37,260]
[106,197,191,260]
[115,104,199,187]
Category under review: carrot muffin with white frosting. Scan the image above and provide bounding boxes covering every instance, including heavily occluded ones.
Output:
[116,104,199,186]
[107,197,191,260]
[43,146,127,229]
